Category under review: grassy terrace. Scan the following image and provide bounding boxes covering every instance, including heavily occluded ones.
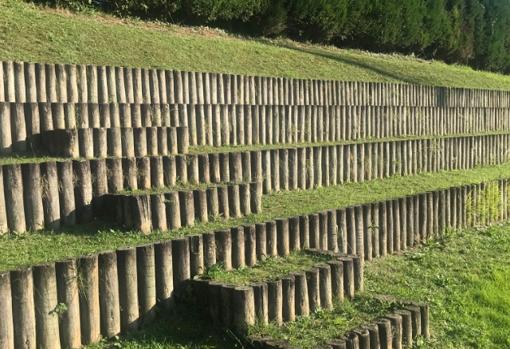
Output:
[202,251,332,286]
[87,224,510,349]
[187,130,510,154]
[2,162,510,271]
[250,224,510,349]
[1,129,509,166]
[2,0,510,90]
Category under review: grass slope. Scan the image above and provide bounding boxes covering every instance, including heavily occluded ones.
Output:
[251,224,510,349]
[0,0,509,90]
[2,162,510,271]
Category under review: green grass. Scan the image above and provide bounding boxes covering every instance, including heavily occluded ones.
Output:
[250,224,510,349]
[202,251,332,286]
[2,162,510,271]
[1,0,510,90]
[188,130,510,155]
[249,297,404,349]
[0,155,64,165]
[362,225,510,348]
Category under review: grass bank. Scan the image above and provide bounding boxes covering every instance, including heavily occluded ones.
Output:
[250,224,510,348]
[2,162,510,271]
[1,0,510,90]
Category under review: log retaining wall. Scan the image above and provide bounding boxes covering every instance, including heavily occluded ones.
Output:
[1,61,509,107]
[0,178,507,348]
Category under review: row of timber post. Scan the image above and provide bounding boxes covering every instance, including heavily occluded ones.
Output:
[0,178,507,348]
[2,102,510,154]
[252,303,430,349]
[1,61,510,107]
[104,181,263,233]
[36,126,189,158]
[193,251,362,332]
[1,133,510,233]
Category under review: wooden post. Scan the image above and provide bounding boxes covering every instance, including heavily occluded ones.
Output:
[172,238,191,300]
[55,260,81,348]
[117,248,140,332]
[98,251,120,338]
[215,230,232,271]
[11,268,36,349]
[77,255,100,345]
[137,244,157,324]
[0,271,14,349]
[154,241,174,309]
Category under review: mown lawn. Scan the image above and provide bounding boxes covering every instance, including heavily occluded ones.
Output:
[1,0,510,90]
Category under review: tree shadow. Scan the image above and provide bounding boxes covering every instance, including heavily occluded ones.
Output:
[96,303,247,349]
[273,40,426,86]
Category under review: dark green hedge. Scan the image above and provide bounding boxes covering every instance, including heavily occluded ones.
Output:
[33,0,510,74]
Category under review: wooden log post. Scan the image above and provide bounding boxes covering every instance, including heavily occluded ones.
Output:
[253,283,269,325]
[218,185,230,220]
[386,314,403,349]
[276,218,290,257]
[231,227,246,269]
[194,189,208,223]
[306,268,320,312]
[117,248,140,332]
[179,190,195,227]
[137,244,157,324]
[11,268,36,349]
[55,260,81,349]
[21,163,44,231]
[300,215,310,249]
[329,260,344,302]
[341,257,355,299]
[407,305,422,340]
[154,241,174,309]
[244,224,257,267]
[282,276,296,322]
[73,160,93,224]
[396,310,413,349]
[250,181,263,213]
[77,255,100,345]
[0,270,14,349]
[240,183,251,216]
[267,280,283,325]
[266,221,278,257]
[289,216,301,252]
[3,164,26,232]
[215,230,232,271]
[319,264,333,310]
[255,223,267,262]
[309,214,320,249]
[98,251,120,338]
[327,209,338,252]
[206,186,219,220]
[0,272,14,349]
[172,238,191,300]
[377,319,392,349]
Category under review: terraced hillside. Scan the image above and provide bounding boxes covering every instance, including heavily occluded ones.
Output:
[0,60,509,349]
[2,0,510,91]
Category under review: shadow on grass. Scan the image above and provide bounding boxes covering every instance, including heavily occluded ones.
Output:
[93,304,247,349]
[272,40,427,86]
